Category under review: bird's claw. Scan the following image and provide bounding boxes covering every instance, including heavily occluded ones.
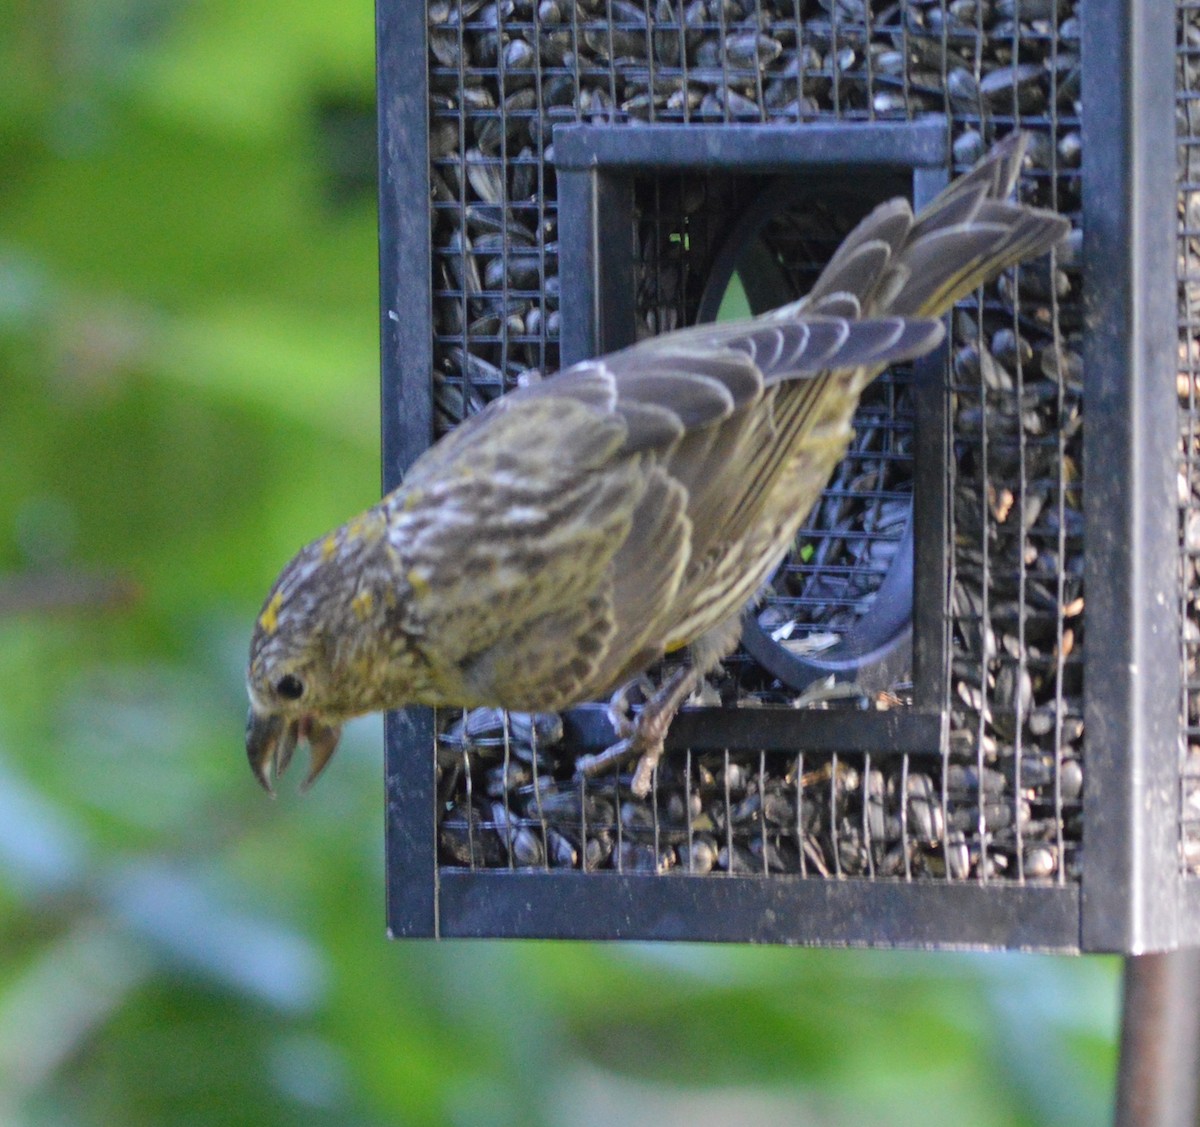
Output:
[605,676,654,741]
[573,737,634,784]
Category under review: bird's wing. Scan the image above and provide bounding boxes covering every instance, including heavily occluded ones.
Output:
[602,314,943,558]
[393,379,692,708]
[515,315,940,686]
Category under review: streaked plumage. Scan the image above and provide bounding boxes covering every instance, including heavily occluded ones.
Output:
[246,133,1069,794]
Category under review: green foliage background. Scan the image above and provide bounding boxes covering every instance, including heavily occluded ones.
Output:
[0,1,1118,1123]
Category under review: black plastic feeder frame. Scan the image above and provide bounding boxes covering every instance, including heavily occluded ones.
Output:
[378,0,1197,959]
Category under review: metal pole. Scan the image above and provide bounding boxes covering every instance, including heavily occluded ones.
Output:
[1114,951,1200,1127]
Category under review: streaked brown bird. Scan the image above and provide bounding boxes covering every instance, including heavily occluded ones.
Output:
[246,133,1068,795]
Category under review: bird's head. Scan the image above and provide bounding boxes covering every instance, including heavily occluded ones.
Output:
[245,511,394,794]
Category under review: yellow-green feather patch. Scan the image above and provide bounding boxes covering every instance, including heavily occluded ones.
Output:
[259,591,284,635]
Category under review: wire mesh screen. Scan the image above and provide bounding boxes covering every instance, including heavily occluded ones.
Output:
[1179,0,1200,875]
[439,713,967,876]
[425,0,1083,885]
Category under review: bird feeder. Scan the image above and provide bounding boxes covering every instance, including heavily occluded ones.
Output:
[376,0,1189,959]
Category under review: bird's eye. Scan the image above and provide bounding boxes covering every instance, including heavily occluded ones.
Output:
[274,674,305,701]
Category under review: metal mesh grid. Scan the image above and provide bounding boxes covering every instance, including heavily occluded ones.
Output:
[425,0,1083,884]
[1178,0,1200,874]
[943,50,1083,882]
[437,710,979,876]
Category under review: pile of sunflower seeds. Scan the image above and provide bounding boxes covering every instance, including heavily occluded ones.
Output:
[436,706,1077,879]
[427,0,1086,881]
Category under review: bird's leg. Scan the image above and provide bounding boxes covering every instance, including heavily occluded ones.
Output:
[626,665,702,796]
[576,663,702,798]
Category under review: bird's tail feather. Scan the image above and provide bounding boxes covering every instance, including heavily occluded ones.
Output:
[769,132,1069,324]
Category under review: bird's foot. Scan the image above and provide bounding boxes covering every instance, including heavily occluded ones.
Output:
[576,665,699,798]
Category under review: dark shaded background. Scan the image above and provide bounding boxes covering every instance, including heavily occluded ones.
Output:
[0,1,1118,1123]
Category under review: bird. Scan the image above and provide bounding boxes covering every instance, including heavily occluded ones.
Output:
[245,132,1069,796]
